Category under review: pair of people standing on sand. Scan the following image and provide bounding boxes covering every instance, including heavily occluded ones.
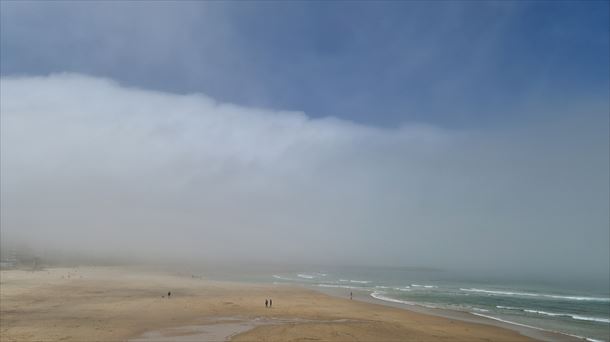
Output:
[265,299,273,308]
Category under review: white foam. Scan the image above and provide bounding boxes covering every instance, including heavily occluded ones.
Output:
[460,288,610,302]
[524,310,610,323]
[370,291,416,305]
[571,315,610,324]
[496,305,522,311]
[524,309,563,316]
[524,309,564,317]
[272,275,295,281]
[472,312,553,331]
[472,307,490,312]
[411,284,438,288]
[370,291,437,309]
[297,274,316,279]
[547,295,610,302]
[349,279,371,284]
[471,313,607,342]
[317,284,361,290]
[461,288,538,297]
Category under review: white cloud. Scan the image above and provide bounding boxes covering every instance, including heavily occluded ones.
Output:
[1,74,608,279]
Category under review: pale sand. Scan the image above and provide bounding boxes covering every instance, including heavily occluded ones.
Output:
[0,267,568,342]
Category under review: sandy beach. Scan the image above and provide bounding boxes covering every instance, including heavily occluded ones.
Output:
[0,267,569,342]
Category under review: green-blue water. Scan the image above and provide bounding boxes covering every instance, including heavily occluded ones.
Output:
[255,267,609,341]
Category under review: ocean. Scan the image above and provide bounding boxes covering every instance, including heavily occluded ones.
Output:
[251,267,610,342]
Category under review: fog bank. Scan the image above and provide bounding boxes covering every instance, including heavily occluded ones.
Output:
[1,74,608,280]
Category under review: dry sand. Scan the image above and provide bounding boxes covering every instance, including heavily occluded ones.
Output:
[0,267,555,341]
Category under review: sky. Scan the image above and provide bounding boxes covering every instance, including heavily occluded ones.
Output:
[1,1,609,280]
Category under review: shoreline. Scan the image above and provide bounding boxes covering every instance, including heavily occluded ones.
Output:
[0,267,581,342]
[309,284,584,342]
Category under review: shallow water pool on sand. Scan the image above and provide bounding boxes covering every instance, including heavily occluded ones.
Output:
[129,317,362,342]
[129,319,260,342]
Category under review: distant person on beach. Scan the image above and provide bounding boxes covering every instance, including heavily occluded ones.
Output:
[270,299,272,307]
[350,292,353,300]
[265,299,268,307]
[168,291,171,298]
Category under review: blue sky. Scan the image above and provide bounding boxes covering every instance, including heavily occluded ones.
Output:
[2,1,608,127]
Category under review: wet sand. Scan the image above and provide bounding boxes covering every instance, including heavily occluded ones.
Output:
[0,267,567,341]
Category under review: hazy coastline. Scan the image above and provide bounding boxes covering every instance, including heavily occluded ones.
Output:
[271,271,608,342]
[1,266,552,342]
[2,3,609,342]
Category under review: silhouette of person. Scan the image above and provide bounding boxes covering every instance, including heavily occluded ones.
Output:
[269,299,272,307]
[350,292,353,300]
[265,299,268,307]
[168,291,171,298]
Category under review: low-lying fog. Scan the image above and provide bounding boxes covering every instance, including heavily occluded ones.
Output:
[1,74,608,286]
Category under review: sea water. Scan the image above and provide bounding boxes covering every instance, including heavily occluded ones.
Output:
[262,267,609,341]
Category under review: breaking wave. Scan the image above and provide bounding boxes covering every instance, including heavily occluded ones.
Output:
[460,288,610,302]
